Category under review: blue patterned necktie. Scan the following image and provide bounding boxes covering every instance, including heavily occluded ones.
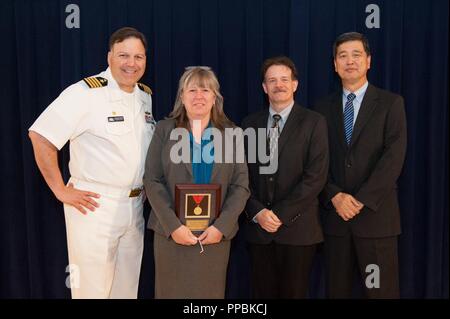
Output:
[344,93,356,145]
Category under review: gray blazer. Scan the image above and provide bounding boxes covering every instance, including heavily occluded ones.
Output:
[144,119,250,240]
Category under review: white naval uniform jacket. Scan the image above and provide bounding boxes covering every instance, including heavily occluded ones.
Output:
[29,67,155,189]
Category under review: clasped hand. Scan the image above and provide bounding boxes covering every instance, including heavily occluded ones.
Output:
[331,192,364,221]
[256,209,282,233]
[171,225,223,246]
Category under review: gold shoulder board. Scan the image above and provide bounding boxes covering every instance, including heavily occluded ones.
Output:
[83,76,108,89]
[138,83,153,95]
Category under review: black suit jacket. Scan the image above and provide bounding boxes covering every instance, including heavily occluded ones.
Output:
[314,84,407,238]
[241,104,329,245]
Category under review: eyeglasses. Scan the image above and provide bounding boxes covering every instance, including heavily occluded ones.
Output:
[185,66,212,71]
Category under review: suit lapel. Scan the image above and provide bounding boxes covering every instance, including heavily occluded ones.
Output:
[257,109,270,130]
[184,160,193,179]
[350,84,378,147]
[210,166,219,182]
[210,124,239,182]
[168,130,193,180]
[210,131,225,182]
[277,104,303,156]
[165,121,194,180]
[251,110,270,166]
[329,92,348,150]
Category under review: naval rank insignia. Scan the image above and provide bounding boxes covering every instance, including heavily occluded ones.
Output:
[83,76,108,88]
[138,83,152,95]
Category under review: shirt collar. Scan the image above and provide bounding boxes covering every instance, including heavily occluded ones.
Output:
[269,101,294,123]
[103,67,141,102]
[343,81,369,104]
[189,121,214,145]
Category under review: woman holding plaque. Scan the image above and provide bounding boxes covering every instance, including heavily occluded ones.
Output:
[144,66,250,298]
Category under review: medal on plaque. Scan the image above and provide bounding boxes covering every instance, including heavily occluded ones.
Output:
[175,184,221,233]
[192,195,204,215]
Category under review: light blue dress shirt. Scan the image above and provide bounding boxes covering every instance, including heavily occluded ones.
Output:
[267,102,294,133]
[189,124,214,184]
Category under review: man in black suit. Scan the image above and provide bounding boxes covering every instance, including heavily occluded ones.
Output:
[314,32,407,298]
[242,56,329,298]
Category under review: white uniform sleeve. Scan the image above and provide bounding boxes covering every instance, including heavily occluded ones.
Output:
[147,92,153,113]
[29,83,90,150]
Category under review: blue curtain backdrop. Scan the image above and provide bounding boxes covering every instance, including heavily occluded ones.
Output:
[0,0,447,298]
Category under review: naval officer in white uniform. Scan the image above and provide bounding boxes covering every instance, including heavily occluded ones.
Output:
[28,27,155,299]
